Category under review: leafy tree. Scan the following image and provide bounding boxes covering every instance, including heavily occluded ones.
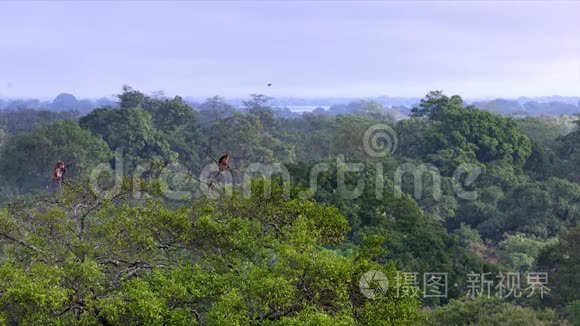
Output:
[243,94,274,112]
[143,95,205,169]
[117,85,147,109]
[345,100,395,121]
[454,177,579,240]
[206,107,295,166]
[51,93,79,111]
[245,94,281,135]
[205,112,272,165]
[536,227,580,308]
[331,115,393,160]
[289,158,493,303]
[79,107,176,171]
[410,91,532,174]
[112,86,207,169]
[0,109,79,135]
[395,118,431,159]
[281,114,337,162]
[0,87,577,323]
[140,95,199,133]
[454,223,482,246]
[198,96,237,126]
[427,297,560,325]
[524,140,561,180]
[0,180,422,324]
[498,234,557,272]
[410,91,463,120]
[565,300,580,326]
[0,120,112,194]
[558,117,580,182]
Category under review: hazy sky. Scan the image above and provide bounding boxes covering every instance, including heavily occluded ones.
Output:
[0,1,579,99]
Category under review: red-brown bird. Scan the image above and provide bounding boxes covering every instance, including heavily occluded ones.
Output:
[52,161,66,181]
[218,153,230,172]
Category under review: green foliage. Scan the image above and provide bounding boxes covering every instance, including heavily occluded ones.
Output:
[0,88,577,323]
[146,96,198,132]
[565,300,580,326]
[0,263,71,325]
[116,85,147,109]
[290,158,493,303]
[426,297,560,326]
[498,233,557,272]
[558,117,580,182]
[410,91,463,120]
[395,118,431,158]
[145,95,205,169]
[0,109,79,135]
[344,100,396,121]
[411,91,532,174]
[454,223,482,245]
[0,120,112,193]
[79,107,177,170]
[453,177,579,239]
[0,180,421,324]
[536,227,580,308]
[112,86,207,169]
[517,117,578,180]
[198,96,237,126]
[331,115,391,160]
[206,109,295,165]
[281,114,337,162]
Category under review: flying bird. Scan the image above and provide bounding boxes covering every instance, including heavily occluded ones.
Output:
[267,83,272,87]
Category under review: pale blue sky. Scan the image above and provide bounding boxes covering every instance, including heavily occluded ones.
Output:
[0,1,578,99]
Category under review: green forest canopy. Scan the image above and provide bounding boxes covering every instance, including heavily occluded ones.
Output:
[0,89,578,325]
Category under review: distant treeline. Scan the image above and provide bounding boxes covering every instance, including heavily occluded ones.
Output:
[1,91,578,117]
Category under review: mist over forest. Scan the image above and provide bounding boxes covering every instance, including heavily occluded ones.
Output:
[1,91,578,116]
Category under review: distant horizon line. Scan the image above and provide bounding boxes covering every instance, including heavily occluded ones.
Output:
[1,94,579,102]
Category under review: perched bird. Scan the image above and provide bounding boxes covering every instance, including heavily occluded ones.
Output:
[52,161,66,181]
[218,153,230,172]
[52,161,76,182]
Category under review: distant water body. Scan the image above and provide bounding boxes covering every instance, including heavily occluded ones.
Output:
[283,105,330,113]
